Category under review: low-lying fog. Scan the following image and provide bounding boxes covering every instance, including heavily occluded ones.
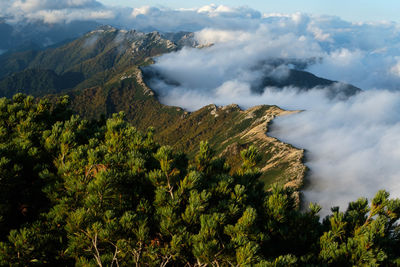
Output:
[144,21,400,213]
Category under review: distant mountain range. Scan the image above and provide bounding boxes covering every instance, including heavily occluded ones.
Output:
[254,67,361,98]
[0,19,100,52]
[143,59,361,100]
[0,25,363,192]
[0,26,195,96]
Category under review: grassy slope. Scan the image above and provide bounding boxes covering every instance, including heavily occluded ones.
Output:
[65,68,306,191]
[157,103,306,189]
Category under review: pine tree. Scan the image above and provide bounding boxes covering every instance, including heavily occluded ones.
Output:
[1,94,400,265]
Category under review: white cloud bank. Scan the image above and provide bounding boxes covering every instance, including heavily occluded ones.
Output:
[270,90,400,214]
[144,20,400,213]
[1,0,112,23]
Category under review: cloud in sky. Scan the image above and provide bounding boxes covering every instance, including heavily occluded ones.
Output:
[0,2,266,31]
[1,0,111,23]
[11,0,102,12]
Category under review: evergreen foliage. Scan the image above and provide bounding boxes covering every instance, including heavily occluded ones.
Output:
[0,94,399,266]
[0,69,84,98]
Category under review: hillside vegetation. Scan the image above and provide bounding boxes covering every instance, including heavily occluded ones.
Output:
[0,26,187,93]
[0,94,399,266]
[64,71,306,191]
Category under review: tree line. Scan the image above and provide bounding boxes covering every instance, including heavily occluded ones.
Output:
[0,94,399,266]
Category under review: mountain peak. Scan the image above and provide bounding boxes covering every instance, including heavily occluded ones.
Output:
[89,25,118,34]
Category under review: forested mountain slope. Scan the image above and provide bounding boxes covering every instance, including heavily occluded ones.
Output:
[0,26,191,94]
[0,24,398,266]
[0,94,399,266]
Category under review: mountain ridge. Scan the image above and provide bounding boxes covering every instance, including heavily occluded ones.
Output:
[0,25,360,193]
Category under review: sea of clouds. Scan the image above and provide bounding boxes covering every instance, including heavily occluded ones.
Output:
[127,5,400,213]
[2,1,400,213]
[126,4,400,213]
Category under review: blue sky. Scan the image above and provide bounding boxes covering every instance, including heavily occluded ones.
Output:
[98,0,397,22]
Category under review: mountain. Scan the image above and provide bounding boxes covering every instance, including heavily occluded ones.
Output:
[0,20,13,50]
[0,26,193,95]
[1,25,359,194]
[64,69,305,191]
[0,69,84,98]
[0,25,360,99]
[253,67,361,98]
[156,103,306,190]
